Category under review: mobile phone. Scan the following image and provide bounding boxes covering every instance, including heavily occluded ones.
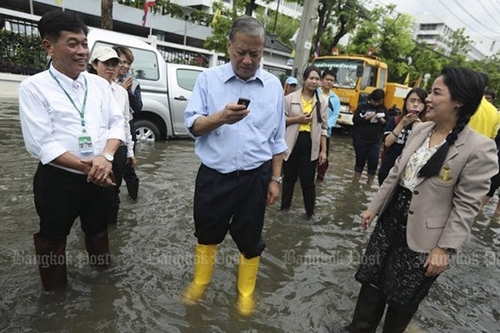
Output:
[237,98,251,108]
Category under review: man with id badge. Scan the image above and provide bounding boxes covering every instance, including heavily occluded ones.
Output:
[18,10,125,291]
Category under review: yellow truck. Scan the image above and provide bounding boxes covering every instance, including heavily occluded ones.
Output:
[312,52,410,128]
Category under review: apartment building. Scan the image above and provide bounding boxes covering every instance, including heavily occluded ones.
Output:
[413,14,491,60]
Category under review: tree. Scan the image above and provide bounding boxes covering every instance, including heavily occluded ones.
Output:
[101,0,113,30]
[285,0,367,56]
[346,5,415,81]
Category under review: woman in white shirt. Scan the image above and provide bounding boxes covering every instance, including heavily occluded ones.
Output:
[89,46,135,224]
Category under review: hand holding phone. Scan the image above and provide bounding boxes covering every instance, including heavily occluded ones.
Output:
[376,112,385,118]
[237,98,251,108]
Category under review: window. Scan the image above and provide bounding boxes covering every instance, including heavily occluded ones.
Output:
[176,68,202,91]
[360,66,376,90]
[420,24,438,31]
[378,68,387,89]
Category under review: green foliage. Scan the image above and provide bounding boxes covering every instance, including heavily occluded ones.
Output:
[346,5,415,81]
[468,53,500,106]
[256,8,300,49]
[203,2,242,54]
[0,30,46,74]
[118,0,212,27]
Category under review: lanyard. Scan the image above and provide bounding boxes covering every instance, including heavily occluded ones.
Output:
[49,69,89,132]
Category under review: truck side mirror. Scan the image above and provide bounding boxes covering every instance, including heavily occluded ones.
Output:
[356,65,363,78]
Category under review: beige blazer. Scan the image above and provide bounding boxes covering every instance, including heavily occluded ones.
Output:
[283,89,328,161]
[368,122,498,252]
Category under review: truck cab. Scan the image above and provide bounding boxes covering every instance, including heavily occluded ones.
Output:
[87,28,204,141]
[312,53,409,127]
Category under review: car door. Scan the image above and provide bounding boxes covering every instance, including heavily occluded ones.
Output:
[169,67,203,136]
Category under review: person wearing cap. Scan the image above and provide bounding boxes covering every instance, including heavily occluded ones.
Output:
[284,76,298,96]
[88,46,135,225]
[18,10,125,291]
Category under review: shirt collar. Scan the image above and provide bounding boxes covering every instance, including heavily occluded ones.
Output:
[49,63,86,86]
[222,63,264,86]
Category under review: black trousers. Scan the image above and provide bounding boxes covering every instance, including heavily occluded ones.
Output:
[112,145,128,204]
[123,120,139,188]
[193,162,271,258]
[282,131,318,216]
[33,163,114,238]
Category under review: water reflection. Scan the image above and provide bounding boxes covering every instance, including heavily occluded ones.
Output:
[1,98,499,332]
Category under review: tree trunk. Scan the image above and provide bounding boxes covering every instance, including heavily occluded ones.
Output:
[101,0,113,30]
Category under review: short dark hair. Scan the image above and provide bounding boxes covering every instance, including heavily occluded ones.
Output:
[370,88,385,101]
[38,10,88,41]
[480,72,490,87]
[321,69,336,81]
[485,89,497,101]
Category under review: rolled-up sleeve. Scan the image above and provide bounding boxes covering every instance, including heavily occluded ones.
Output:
[271,95,287,155]
[184,72,208,139]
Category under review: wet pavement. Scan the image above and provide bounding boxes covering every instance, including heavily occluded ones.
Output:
[1,97,499,332]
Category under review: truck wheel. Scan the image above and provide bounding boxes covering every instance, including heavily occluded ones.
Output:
[134,120,160,143]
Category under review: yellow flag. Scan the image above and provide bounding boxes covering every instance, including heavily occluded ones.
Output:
[211,9,221,26]
[403,73,410,86]
[55,0,64,4]
[290,49,295,58]
[413,76,422,88]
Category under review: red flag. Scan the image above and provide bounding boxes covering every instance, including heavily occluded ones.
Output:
[142,0,156,27]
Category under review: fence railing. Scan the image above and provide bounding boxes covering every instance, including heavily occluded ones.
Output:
[0,11,46,75]
[0,7,292,81]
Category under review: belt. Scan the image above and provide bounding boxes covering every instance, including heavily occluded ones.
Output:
[204,161,270,177]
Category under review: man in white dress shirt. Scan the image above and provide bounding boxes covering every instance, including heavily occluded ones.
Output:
[18,10,125,291]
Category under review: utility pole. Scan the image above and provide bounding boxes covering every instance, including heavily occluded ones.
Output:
[292,0,319,80]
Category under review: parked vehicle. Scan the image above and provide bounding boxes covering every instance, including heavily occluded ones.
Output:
[312,49,410,128]
[87,28,204,141]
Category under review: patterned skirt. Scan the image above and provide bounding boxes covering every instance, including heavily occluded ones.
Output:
[355,185,439,313]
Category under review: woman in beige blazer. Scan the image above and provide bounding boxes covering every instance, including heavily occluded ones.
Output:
[281,66,328,224]
[342,67,498,332]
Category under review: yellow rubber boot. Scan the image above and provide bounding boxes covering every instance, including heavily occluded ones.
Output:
[183,243,217,304]
[237,254,260,316]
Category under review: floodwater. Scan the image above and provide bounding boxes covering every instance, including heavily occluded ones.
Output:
[1,97,499,333]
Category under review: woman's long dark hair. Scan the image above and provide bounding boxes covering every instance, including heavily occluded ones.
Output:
[399,87,428,121]
[302,65,323,123]
[418,66,485,178]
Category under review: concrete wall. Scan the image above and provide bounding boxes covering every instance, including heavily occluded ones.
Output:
[0,73,25,99]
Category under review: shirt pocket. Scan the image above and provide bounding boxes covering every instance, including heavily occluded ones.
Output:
[248,101,277,132]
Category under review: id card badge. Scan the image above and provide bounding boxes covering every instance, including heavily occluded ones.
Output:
[78,135,94,155]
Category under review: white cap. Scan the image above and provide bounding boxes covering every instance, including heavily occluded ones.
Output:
[90,46,120,63]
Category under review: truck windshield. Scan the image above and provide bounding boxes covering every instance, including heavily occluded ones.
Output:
[312,59,363,89]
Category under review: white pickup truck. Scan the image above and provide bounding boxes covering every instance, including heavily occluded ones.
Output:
[88,28,204,142]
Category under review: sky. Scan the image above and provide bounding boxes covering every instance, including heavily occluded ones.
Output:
[370,0,500,56]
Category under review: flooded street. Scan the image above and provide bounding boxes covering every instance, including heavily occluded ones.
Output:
[1,97,499,332]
